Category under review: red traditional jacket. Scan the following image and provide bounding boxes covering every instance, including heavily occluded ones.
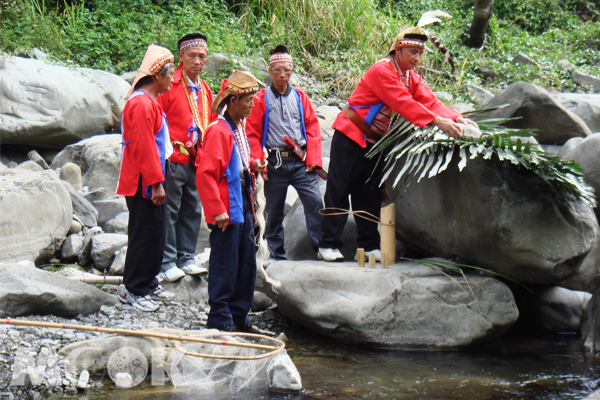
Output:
[157,64,216,165]
[333,57,461,148]
[117,90,167,198]
[246,86,322,168]
[196,117,258,225]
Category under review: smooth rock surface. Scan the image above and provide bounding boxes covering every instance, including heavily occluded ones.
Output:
[0,170,72,264]
[315,105,339,138]
[108,246,126,276]
[160,275,208,305]
[267,349,302,393]
[92,197,128,227]
[60,180,98,227]
[0,56,128,149]
[466,84,493,105]
[59,162,83,191]
[561,232,600,292]
[51,134,122,199]
[61,234,84,262]
[573,70,600,92]
[0,262,117,318]
[104,212,128,234]
[90,233,128,271]
[553,93,600,133]
[265,260,519,349]
[392,154,598,284]
[483,81,591,144]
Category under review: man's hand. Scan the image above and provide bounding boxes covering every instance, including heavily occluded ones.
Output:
[306,165,317,173]
[253,159,268,173]
[455,116,479,129]
[214,212,229,232]
[432,116,463,138]
[151,183,166,206]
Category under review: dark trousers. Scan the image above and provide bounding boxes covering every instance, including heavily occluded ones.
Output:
[265,154,323,259]
[161,161,202,272]
[319,130,383,252]
[206,194,257,326]
[124,177,165,296]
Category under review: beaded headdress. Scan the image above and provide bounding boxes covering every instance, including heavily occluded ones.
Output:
[389,27,428,53]
[126,44,174,98]
[269,53,293,66]
[212,70,260,114]
[179,38,208,53]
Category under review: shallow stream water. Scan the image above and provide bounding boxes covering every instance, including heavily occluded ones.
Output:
[53,328,600,400]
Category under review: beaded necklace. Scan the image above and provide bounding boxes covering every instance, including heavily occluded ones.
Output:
[182,70,209,144]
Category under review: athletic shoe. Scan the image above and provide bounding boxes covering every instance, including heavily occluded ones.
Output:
[206,324,237,332]
[118,286,159,312]
[317,248,344,262]
[236,322,261,334]
[150,285,174,301]
[181,264,208,275]
[354,249,382,262]
[158,266,185,282]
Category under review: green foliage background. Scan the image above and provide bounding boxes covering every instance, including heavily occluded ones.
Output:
[0,0,598,97]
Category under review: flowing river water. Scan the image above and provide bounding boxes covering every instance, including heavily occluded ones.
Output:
[49,326,600,400]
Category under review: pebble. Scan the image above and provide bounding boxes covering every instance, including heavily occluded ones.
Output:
[77,370,89,391]
[7,330,20,339]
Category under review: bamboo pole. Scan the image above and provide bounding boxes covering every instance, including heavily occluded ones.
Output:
[368,253,376,268]
[380,204,395,264]
[68,276,123,285]
[382,253,389,269]
[357,248,365,267]
[0,318,281,352]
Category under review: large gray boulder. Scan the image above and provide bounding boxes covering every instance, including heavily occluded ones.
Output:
[265,260,518,349]
[93,197,128,227]
[51,134,122,199]
[483,81,591,144]
[60,180,98,227]
[558,134,600,219]
[561,232,600,292]
[91,233,128,271]
[0,262,117,318]
[0,56,129,149]
[392,154,598,284]
[0,169,72,264]
[553,93,600,133]
[573,70,600,92]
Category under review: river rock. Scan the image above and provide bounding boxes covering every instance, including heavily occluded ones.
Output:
[59,162,83,191]
[27,150,49,169]
[0,56,128,149]
[92,197,128,227]
[91,233,128,271]
[483,81,591,144]
[466,84,493,105]
[69,219,83,235]
[159,275,208,305]
[392,153,598,284]
[560,231,600,292]
[0,262,117,318]
[284,179,357,261]
[267,349,302,393]
[573,70,600,92]
[558,134,600,217]
[252,291,274,312]
[108,247,127,276]
[511,53,542,68]
[51,134,122,199]
[265,260,518,349]
[0,170,72,264]
[60,180,98,227]
[61,234,84,262]
[104,212,128,234]
[15,160,44,172]
[553,93,600,134]
[315,105,340,138]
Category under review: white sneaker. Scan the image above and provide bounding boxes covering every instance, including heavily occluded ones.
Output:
[118,286,159,312]
[317,248,344,262]
[150,285,175,301]
[181,264,208,275]
[354,249,382,261]
[158,266,186,282]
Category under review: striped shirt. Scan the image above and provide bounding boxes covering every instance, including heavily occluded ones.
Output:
[265,85,306,149]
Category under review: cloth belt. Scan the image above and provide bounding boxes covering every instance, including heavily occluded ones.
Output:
[342,106,381,142]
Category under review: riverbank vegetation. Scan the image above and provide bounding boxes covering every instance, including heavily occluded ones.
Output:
[0,0,598,101]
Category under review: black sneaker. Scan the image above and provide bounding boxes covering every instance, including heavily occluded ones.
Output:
[236,322,261,334]
[206,324,237,332]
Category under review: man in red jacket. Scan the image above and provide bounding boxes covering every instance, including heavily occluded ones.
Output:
[318,27,477,262]
[246,45,323,260]
[157,33,217,282]
[117,45,176,312]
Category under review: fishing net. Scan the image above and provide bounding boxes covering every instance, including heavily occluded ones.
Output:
[167,330,286,397]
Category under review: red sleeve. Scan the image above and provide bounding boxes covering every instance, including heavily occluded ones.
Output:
[362,62,437,128]
[127,99,164,185]
[156,90,169,112]
[410,73,461,120]
[246,89,267,161]
[196,121,230,219]
[297,89,322,168]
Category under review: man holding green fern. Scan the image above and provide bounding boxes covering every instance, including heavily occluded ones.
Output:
[318,26,477,262]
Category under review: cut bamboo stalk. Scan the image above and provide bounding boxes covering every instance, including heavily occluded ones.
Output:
[68,276,123,285]
[380,204,395,264]
[382,252,389,269]
[369,252,376,268]
[357,248,365,267]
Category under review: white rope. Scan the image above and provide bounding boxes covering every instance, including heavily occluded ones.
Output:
[255,150,281,292]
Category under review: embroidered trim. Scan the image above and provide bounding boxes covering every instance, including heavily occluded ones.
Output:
[395,39,426,49]
[269,53,293,65]
[182,70,209,144]
[149,54,174,74]
[179,38,207,52]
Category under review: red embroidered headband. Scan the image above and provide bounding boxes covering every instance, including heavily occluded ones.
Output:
[269,53,293,66]
[179,38,207,53]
